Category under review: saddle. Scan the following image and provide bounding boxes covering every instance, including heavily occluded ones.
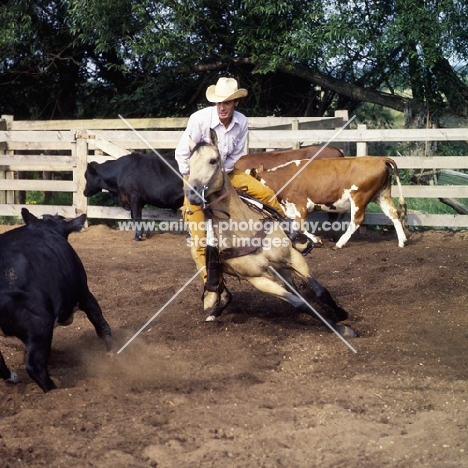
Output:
[237,191,314,256]
[202,190,314,293]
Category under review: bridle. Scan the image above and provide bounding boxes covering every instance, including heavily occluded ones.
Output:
[188,158,243,217]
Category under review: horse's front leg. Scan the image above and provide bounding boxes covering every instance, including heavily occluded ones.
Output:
[245,276,308,309]
[307,277,349,322]
[245,276,355,338]
[307,277,356,337]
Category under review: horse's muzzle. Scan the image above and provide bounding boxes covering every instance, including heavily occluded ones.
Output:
[184,184,204,206]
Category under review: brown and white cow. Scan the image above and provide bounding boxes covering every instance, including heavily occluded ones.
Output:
[251,156,408,249]
[235,145,344,172]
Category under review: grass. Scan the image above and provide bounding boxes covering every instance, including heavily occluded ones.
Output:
[366,198,462,215]
[0,191,74,226]
[26,191,73,206]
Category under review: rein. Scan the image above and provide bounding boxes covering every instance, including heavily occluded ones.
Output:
[218,219,270,260]
[187,182,249,218]
[203,184,249,212]
[202,178,271,260]
[188,167,273,260]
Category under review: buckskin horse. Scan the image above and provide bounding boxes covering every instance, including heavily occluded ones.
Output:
[184,132,356,338]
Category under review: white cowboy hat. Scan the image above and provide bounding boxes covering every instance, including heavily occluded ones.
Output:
[206,77,248,102]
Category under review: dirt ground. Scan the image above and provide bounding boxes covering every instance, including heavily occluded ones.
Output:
[1,222,468,468]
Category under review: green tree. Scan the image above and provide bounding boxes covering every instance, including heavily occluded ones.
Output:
[0,0,86,118]
[2,0,468,124]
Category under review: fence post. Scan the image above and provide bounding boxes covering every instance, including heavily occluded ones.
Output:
[0,117,6,204]
[0,115,16,204]
[73,130,89,216]
[334,110,350,155]
[356,124,368,156]
[292,119,300,149]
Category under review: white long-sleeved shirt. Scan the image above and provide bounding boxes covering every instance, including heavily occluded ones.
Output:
[175,106,248,175]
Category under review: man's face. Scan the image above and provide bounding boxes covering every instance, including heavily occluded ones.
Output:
[216,100,238,126]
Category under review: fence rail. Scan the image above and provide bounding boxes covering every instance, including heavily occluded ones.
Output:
[1,113,468,229]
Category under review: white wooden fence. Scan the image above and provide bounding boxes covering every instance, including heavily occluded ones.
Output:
[1,113,468,229]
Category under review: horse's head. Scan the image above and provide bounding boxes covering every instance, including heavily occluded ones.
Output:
[184,130,225,205]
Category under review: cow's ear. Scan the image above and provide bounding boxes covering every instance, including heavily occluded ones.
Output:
[257,164,264,173]
[87,161,98,174]
[66,214,87,235]
[21,208,38,224]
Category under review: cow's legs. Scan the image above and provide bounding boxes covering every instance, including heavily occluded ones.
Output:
[131,200,145,241]
[284,204,321,244]
[26,333,56,392]
[79,291,115,352]
[335,201,363,248]
[301,219,322,245]
[376,195,407,247]
[0,349,19,384]
[295,211,321,245]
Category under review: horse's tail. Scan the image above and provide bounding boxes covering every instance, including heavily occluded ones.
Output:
[385,158,407,227]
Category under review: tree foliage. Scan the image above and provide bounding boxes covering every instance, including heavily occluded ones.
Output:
[1,0,468,125]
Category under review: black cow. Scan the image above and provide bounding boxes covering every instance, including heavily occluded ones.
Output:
[83,153,184,241]
[0,209,114,392]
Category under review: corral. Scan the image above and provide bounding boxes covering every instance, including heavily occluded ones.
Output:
[2,114,468,230]
[1,114,468,466]
[1,224,467,467]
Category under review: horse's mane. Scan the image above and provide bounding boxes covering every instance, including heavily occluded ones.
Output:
[191,140,213,154]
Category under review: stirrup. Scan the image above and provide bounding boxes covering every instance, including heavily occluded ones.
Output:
[286,227,314,256]
[292,236,314,256]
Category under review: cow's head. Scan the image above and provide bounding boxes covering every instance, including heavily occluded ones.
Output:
[248,164,264,180]
[22,208,87,240]
[83,161,102,197]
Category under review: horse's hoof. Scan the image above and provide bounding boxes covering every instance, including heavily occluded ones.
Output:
[335,325,357,338]
[203,291,219,309]
[6,371,20,384]
[203,284,232,319]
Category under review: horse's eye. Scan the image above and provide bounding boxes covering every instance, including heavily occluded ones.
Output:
[209,158,217,165]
